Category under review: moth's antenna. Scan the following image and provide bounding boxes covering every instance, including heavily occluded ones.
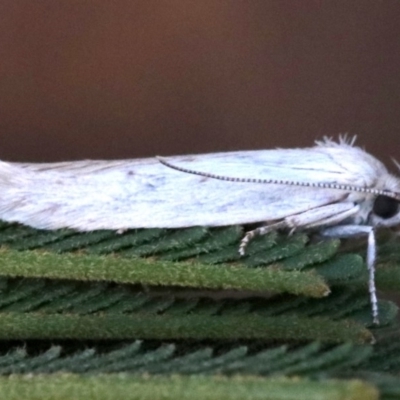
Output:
[157,156,400,201]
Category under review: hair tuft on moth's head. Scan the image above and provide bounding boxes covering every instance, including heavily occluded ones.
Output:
[338,134,357,146]
[391,158,400,172]
[315,134,358,148]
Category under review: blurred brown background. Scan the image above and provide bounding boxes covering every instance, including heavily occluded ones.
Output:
[0,1,399,163]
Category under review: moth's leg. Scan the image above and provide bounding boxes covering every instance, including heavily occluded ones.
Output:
[285,203,359,230]
[321,225,379,324]
[239,203,359,256]
[239,221,286,255]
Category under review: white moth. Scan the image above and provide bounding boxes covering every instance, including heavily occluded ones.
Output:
[1,136,400,324]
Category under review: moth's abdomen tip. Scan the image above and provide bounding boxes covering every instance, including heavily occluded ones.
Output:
[323,288,331,297]
[369,336,377,345]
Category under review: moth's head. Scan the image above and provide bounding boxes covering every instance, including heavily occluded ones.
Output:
[369,173,400,228]
[369,194,400,227]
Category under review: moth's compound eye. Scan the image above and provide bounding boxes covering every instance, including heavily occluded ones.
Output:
[373,195,400,219]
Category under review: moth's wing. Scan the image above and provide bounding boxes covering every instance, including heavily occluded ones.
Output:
[162,144,387,188]
[17,142,385,186]
[0,143,385,230]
